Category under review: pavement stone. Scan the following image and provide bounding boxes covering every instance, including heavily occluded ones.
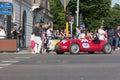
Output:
[0,48,56,54]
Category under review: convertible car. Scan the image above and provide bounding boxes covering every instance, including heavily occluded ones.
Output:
[55,38,112,54]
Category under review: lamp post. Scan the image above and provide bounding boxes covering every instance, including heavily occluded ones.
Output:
[76,0,79,27]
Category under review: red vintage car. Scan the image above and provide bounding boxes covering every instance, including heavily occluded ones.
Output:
[55,38,112,54]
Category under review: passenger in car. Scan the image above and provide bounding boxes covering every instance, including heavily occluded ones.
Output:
[85,30,91,40]
[92,33,100,44]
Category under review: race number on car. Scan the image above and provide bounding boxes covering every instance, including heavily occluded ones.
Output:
[82,42,90,48]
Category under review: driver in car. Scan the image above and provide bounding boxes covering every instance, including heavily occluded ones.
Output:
[91,33,100,44]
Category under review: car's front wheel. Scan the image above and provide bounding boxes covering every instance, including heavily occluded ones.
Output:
[69,43,80,54]
[103,43,112,54]
[55,45,64,54]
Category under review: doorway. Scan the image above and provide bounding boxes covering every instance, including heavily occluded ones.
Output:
[22,11,27,47]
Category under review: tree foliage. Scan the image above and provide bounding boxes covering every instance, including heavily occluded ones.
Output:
[50,0,113,31]
[104,4,120,29]
[68,0,111,31]
[50,0,66,29]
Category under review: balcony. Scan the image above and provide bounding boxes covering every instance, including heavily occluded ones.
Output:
[31,0,41,11]
[0,0,13,3]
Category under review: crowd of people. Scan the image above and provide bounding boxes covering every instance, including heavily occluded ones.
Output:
[31,23,120,54]
[0,22,120,53]
[30,22,66,54]
[0,24,24,51]
[76,26,120,51]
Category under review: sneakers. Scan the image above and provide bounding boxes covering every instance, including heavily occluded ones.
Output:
[115,49,118,51]
[115,48,120,51]
[118,47,120,50]
[42,51,47,54]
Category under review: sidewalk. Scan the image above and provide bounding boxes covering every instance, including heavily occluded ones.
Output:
[0,48,56,54]
[17,48,31,54]
[0,48,31,54]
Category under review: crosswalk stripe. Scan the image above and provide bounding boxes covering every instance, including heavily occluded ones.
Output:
[1,61,19,63]
[15,57,30,59]
[0,64,11,66]
[0,67,3,69]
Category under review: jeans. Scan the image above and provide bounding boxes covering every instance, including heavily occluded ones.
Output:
[108,37,113,46]
[114,37,119,49]
[19,36,23,48]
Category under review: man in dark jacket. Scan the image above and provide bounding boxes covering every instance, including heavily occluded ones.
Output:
[108,28,114,46]
[11,24,18,39]
[33,22,42,54]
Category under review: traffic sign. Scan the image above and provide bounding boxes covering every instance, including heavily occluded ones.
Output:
[0,3,12,8]
[60,0,70,7]
[0,10,12,15]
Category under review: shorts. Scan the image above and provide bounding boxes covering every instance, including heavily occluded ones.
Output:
[30,40,35,49]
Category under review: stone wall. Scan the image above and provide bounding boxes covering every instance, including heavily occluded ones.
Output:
[13,0,33,47]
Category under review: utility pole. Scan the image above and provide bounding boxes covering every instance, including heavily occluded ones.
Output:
[64,0,66,11]
[76,0,79,27]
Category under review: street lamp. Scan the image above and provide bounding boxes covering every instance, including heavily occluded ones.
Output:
[76,0,79,27]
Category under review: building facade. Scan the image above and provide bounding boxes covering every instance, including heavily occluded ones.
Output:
[0,0,33,47]
[0,0,53,48]
[32,0,53,26]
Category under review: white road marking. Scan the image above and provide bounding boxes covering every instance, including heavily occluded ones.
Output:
[15,57,30,59]
[1,61,19,63]
[0,67,3,69]
[0,64,11,66]
[9,59,18,60]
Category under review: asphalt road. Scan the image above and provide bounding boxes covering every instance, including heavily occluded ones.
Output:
[0,51,120,80]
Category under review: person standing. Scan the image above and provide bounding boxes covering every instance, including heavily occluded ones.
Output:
[30,32,35,54]
[18,26,23,49]
[114,26,120,51]
[33,22,42,54]
[46,26,52,39]
[41,30,47,54]
[108,28,114,47]
[46,26,52,50]
[11,24,18,39]
[98,26,106,40]
[0,26,6,39]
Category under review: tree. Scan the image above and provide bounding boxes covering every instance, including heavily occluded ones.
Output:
[50,0,111,31]
[104,4,120,29]
[50,0,66,29]
[67,0,111,31]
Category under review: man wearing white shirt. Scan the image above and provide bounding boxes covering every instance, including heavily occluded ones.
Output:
[98,26,106,40]
[33,22,42,54]
[46,27,52,39]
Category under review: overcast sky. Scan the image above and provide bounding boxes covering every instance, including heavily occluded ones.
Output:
[111,0,120,7]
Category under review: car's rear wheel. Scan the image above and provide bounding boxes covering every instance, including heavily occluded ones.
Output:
[69,43,80,54]
[55,45,64,54]
[103,43,112,54]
